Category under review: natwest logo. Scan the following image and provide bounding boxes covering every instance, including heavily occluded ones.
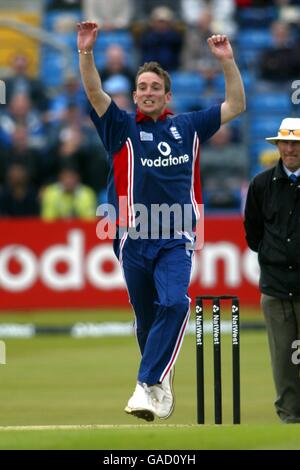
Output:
[0,230,123,292]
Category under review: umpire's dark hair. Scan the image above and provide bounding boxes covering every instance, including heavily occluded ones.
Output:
[135,62,171,93]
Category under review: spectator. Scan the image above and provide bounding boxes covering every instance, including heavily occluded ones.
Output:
[41,163,97,220]
[83,0,133,30]
[133,0,181,20]
[102,75,133,111]
[52,13,79,34]
[181,0,236,37]
[181,0,206,23]
[201,125,248,210]
[201,124,247,165]
[181,8,221,80]
[0,163,40,217]
[47,102,109,192]
[137,6,184,72]
[0,125,46,189]
[100,45,136,92]
[0,93,46,151]
[47,72,87,121]
[279,4,300,30]
[259,20,300,83]
[5,54,49,112]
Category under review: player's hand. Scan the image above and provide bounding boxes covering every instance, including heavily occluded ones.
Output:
[207,35,233,61]
[77,21,98,52]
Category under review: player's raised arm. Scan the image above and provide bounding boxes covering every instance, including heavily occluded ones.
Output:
[207,35,246,124]
[77,21,111,116]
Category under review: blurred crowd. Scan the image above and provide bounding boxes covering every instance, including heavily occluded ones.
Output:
[0,0,299,218]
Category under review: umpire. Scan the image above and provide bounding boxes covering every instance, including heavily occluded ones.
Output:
[244,117,300,423]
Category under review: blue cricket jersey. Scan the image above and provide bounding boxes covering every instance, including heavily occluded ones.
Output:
[91,101,221,234]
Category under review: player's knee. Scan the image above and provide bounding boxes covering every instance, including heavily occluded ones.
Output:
[160,297,190,313]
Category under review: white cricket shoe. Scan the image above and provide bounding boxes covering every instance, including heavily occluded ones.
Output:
[151,367,175,420]
[124,383,156,422]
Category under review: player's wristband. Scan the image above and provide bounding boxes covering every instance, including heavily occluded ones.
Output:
[78,49,93,54]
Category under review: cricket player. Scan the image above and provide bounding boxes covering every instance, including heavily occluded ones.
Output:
[77,21,245,421]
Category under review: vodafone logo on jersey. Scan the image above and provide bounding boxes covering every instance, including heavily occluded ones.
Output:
[158,142,171,156]
[140,141,190,168]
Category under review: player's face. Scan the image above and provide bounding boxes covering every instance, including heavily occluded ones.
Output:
[133,72,171,120]
[277,140,300,172]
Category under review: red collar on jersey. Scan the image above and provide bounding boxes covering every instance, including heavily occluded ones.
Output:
[135,107,174,123]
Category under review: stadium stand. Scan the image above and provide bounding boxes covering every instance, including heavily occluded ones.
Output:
[0,0,298,216]
[170,71,206,113]
[236,6,278,28]
[0,0,42,78]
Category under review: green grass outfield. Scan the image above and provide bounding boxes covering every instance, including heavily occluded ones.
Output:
[0,308,299,449]
[1,424,300,450]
